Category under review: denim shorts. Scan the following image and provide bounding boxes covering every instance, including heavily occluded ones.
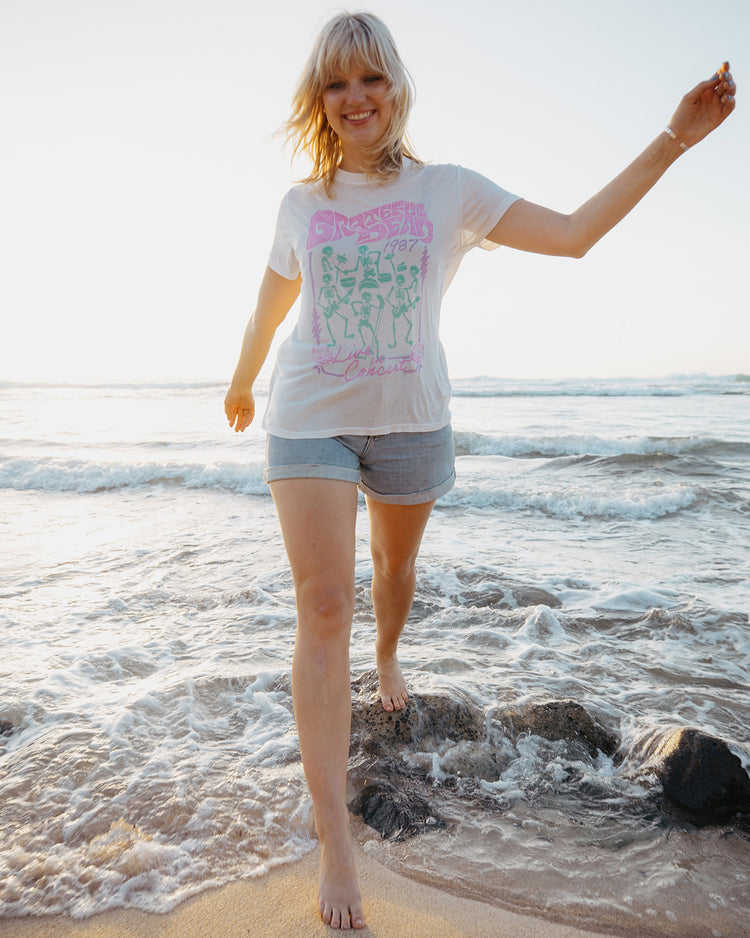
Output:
[264,424,455,505]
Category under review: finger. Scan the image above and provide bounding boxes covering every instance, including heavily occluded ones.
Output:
[236,409,252,432]
[718,77,737,108]
[699,74,723,92]
[714,75,736,96]
[711,68,736,93]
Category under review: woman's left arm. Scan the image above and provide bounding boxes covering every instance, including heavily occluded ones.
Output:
[488,68,737,258]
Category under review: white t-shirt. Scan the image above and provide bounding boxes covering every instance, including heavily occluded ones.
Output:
[264,161,520,438]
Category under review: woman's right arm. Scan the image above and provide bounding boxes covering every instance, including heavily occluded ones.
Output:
[224,266,301,432]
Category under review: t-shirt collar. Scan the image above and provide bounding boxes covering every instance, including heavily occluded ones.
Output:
[334,158,414,187]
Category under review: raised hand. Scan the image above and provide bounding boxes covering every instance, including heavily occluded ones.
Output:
[667,63,736,149]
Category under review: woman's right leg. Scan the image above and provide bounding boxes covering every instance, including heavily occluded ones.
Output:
[269,478,364,931]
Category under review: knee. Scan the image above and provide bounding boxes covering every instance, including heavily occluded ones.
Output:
[296,580,354,641]
[371,548,417,585]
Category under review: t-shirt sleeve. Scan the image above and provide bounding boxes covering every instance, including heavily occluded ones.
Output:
[267,192,301,280]
[458,166,521,252]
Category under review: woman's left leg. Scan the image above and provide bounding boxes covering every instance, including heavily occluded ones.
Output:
[365,497,436,711]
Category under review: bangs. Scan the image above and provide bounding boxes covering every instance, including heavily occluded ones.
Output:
[313,15,398,93]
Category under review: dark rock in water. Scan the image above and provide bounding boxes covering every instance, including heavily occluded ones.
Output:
[460,582,561,610]
[347,674,750,842]
[439,740,507,782]
[348,780,446,840]
[408,596,443,620]
[351,697,413,752]
[509,585,562,609]
[348,674,486,837]
[347,670,750,841]
[496,699,620,758]
[350,669,385,698]
[645,728,750,820]
[350,671,484,754]
[0,721,13,737]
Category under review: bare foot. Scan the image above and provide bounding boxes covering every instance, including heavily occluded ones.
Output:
[318,835,365,930]
[376,653,408,712]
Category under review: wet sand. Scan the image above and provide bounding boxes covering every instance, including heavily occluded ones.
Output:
[0,840,621,938]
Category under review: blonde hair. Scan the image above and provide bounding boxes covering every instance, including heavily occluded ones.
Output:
[284,11,421,196]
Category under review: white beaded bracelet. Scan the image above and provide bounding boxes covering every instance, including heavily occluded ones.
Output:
[664,126,689,152]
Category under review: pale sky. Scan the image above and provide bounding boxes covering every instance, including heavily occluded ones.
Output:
[1,0,747,383]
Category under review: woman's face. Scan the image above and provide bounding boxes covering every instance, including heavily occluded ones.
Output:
[322,64,393,172]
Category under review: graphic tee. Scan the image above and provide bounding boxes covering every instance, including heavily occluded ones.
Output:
[264,161,520,438]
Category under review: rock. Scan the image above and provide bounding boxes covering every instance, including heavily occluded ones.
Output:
[645,728,750,819]
[440,740,507,781]
[510,585,562,609]
[459,586,507,607]
[496,699,620,758]
[350,672,484,753]
[0,721,13,737]
[347,675,485,838]
[348,780,446,840]
[460,583,561,610]
[350,669,384,699]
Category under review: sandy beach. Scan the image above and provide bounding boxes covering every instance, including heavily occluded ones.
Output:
[0,839,618,938]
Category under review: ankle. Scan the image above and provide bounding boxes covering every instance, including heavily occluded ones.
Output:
[314,805,351,844]
[375,640,398,661]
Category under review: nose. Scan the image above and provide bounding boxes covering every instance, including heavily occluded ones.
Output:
[345,80,366,105]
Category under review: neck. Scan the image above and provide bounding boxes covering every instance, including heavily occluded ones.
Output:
[339,151,373,173]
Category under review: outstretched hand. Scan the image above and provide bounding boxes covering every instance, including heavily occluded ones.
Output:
[668,66,736,148]
[224,387,255,433]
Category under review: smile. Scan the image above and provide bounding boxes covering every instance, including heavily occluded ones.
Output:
[344,110,375,122]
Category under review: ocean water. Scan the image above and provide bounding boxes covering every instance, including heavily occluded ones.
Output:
[1,374,748,935]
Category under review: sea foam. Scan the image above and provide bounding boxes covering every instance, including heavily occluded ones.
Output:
[0,456,267,496]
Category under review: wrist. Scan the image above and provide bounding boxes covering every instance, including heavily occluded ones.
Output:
[663,125,689,153]
[229,372,255,393]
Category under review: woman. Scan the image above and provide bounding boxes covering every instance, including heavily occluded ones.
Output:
[224,12,735,931]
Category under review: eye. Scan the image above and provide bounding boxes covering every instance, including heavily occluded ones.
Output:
[364,74,385,84]
[326,79,345,90]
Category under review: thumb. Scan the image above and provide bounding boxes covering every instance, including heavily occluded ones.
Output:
[683,74,721,101]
